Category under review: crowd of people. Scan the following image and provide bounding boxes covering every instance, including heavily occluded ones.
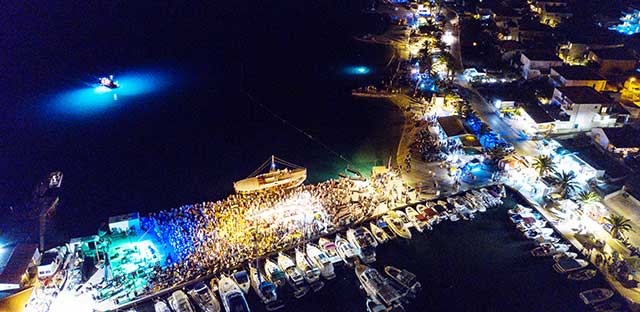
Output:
[144,172,410,288]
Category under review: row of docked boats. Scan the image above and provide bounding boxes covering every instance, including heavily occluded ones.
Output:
[371,186,505,240]
[357,263,422,312]
[155,273,250,312]
[508,204,622,310]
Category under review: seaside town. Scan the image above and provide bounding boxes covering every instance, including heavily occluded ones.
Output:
[3,0,640,311]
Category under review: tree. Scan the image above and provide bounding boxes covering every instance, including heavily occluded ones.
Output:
[604,214,634,240]
[532,155,555,177]
[576,190,601,207]
[553,171,580,198]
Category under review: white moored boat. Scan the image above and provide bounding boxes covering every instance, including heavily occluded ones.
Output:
[369,222,390,244]
[318,237,342,264]
[264,258,286,288]
[383,212,411,239]
[169,290,195,312]
[233,156,306,193]
[248,261,282,310]
[295,248,323,291]
[346,227,377,264]
[306,243,336,279]
[188,282,221,312]
[218,275,251,312]
[277,252,305,286]
[334,235,359,266]
[154,300,172,312]
[232,271,250,294]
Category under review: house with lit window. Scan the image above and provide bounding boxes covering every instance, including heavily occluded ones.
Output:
[550,86,620,130]
[520,50,564,79]
[549,66,607,91]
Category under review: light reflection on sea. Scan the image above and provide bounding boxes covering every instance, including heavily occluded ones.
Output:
[48,68,180,116]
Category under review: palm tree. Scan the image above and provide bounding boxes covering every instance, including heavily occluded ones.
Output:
[604,214,635,239]
[553,171,580,198]
[576,191,601,207]
[532,155,555,177]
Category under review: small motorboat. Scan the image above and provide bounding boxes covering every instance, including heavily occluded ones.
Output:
[334,235,359,266]
[264,258,286,288]
[248,261,283,310]
[318,237,342,265]
[579,288,614,305]
[376,218,397,239]
[188,282,221,312]
[99,75,119,89]
[405,207,425,232]
[384,266,421,296]
[531,243,570,257]
[553,252,578,262]
[232,270,251,294]
[169,290,195,312]
[553,258,589,273]
[383,212,411,239]
[295,248,320,283]
[567,269,597,281]
[366,297,388,312]
[395,210,414,229]
[306,243,337,279]
[154,300,172,312]
[369,222,390,244]
[347,227,377,263]
[217,274,251,312]
[277,252,305,287]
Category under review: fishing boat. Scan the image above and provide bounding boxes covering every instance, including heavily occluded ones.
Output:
[405,207,425,232]
[277,252,305,286]
[218,275,251,312]
[553,258,589,273]
[169,290,195,312]
[318,237,342,264]
[264,258,286,288]
[531,243,570,256]
[568,269,597,281]
[306,243,337,279]
[248,261,283,310]
[383,212,411,239]
[347,227,377,264]
[233,156,306,193]
[154,300,172,312]
[99,75,119,89]
[384,266,421,295]
[295,248,323,290]
[188,282,221,312]
[579,288,614,305]
[355,263,403,308]
[232,271,251,294]
[369,222,390,244]
[334,235,359,266]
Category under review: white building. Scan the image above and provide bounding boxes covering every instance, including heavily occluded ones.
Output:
[551,86,618,131]
[521,50,564,79]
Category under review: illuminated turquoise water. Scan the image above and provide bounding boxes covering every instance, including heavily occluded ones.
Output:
[49,68,180,116]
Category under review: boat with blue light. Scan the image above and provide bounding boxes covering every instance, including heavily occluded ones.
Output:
[99,75,119,89]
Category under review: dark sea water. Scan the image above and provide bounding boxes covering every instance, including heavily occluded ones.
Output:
[0,0,398,242]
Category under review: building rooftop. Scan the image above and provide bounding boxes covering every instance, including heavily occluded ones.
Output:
[556,86,610,104]
[523,103,556,123]
[523,49,562,62]
[437,116,468,137]
[590,47,637,60]
[518,19,552,32]
[602,126,640,148]
[551,66,606,81]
